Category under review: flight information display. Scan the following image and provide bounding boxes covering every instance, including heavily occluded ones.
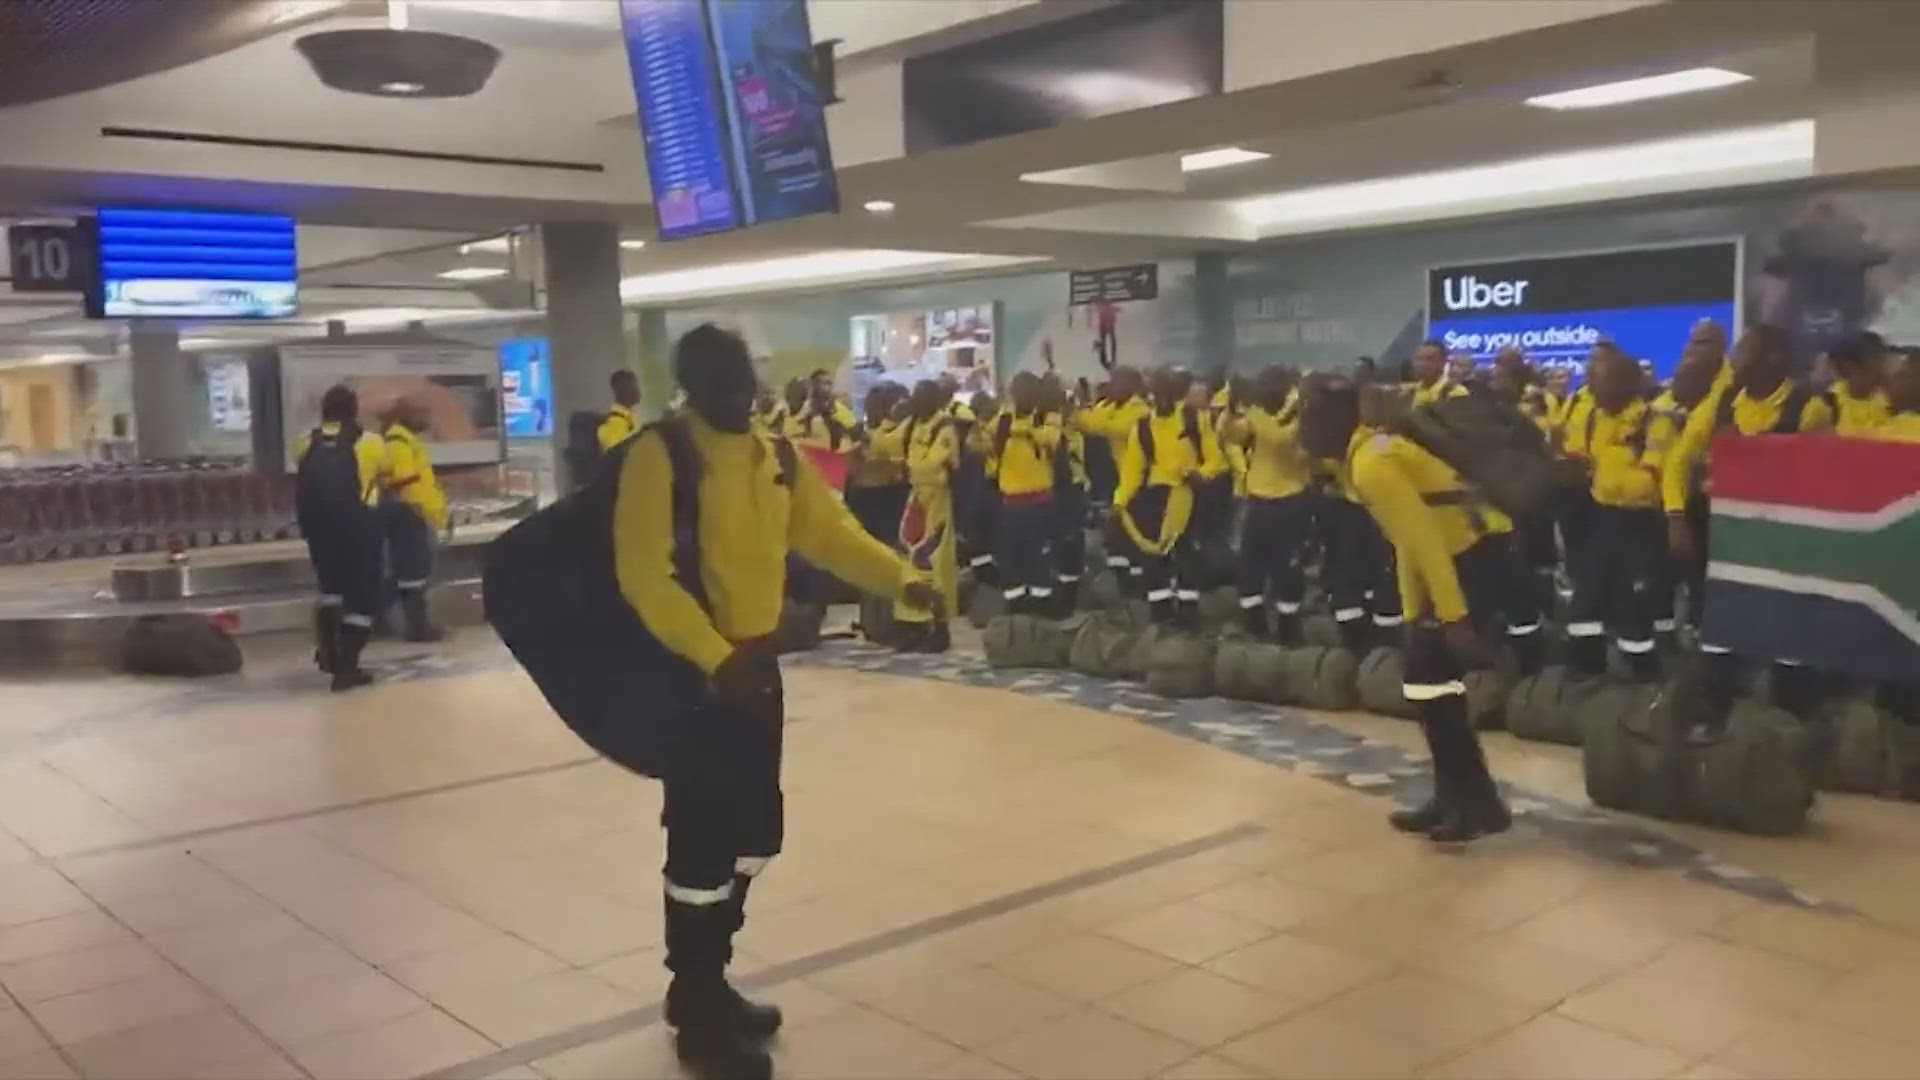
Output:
[619,0,839,241]
[619,0,744,240]
[91,206,297,319]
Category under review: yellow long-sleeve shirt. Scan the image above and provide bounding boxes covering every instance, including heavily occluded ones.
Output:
[1409,379,1469,407]
[612,415,916,675]
[597,404,639,451]
[1661,380,1836,512]
[1874,412,1920,443]
[905,414,959,491]
[1077,396,1151,463]
[382,422,448,530]
[988,411,1062,498]
[847,418,907,488]
[294,422,388,507]
[785,400,858,451]
[1560,398,1673,510]
[1234,402,1311,500]
[1347,428,1506,625]
[1832,383,1892,435]
[1114,406,1226,553]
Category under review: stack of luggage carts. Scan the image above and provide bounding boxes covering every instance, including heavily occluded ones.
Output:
[0,457,296,564]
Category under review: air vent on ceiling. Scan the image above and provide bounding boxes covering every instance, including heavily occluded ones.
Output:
[98,126,604,172]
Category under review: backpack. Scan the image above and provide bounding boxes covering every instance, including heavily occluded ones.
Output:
[1712,381,1832,435]
[294,425,371,535]
[1375,392,1567,517]
[563,410,615,484]
[483,416,797,779]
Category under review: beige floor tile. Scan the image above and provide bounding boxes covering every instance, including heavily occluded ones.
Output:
[432,969,641,1046]
[1635,934,1846,1014]
[992,933,1184,1003]
[1506,899,1693,969]
[583,947,667,999]
[0,911,134,967]
[1306,971,1535,1068]
[229,968,429,1044]
[1103,901,1276,965]
[531,1024,686,1080]
[381,934,572,999]
[983,1007,1194,1080]
[1555,968,1783,1058]
[1201,933,1392,1008]
[1,940,172,1003]
[1707,1014,1920,1080]
[1157,1053,1264,1079]
[1408,931,1617,1008]
[23,968,218,1046]
[167,929,373,1001]
[1101,967,1303,1049]
[59,1008,301,1080]
[1710,905,1920,972]
[0,1046,80,1080]
[1217,1011,1434,1079]
[775,1005,964,1080]
[915,1050,1025,1079]
[1288,899,1490,965]
[285,1007,499,1080]
[0,871,95,931]
[1420,1013,1689,1080]
[862,962,1078,1047]
[1187,875,1351,931]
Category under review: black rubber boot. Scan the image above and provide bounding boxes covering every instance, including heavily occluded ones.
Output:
[1569,636,1608,680]
[1274,611,1304,648]
[1336,618,1375,655]
[1056,579,1080,616]
[720,874,782,1045]
[313,606,340,674]
[1391,707,1455,834]
[1241,602,1269,640]
[330,624,375,692]
[1507,630,1545,678]
[400,590,444,643]
[1424,697,1510,843]
[665,895,775,1079]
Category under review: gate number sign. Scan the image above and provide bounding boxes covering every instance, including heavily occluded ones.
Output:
[7,223,89,293]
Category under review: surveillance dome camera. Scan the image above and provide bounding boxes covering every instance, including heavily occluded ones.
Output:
[295,28,501,98]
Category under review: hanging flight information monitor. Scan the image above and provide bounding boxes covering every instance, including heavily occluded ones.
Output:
[88,206,298,319]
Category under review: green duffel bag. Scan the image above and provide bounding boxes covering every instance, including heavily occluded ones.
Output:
[1119,624,1165,682]
[1578,682,1671,814]
[983,614,1074,670]
[1197,587,1243,632]
[965,586,1008,629]
[1281,646,1359,711]
[774,600,827,653]
[1078,570,1126,615]
[1212,637,1289,704]
[1692,702,1817,836]
[858,594,906,649]
[1145,632,1216,699]
[1069,616,1143,680]
[1355,647,1413,718]
[1504,665,1599,746]
[1464,668,1514,731]
[1821,693,1920,797]
[1301,612,1345,649]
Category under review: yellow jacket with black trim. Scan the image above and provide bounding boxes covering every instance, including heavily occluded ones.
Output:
[1560,398,1673,510]
[1114,406,1226,554]
[1661,379,1836,512]
[597,404,639,451]
[294,422,388,507]
[382,421,448,530]
[1831,383,1892,435]
[1231,399,1311,500]
[847,417,908,487]
[1076,396,1151,462]
[784,399,859,452]
[612,415,917,676]
[1346,428,1507,624]
[904,413,960,493]
[1408,379,1469,407]
[987,410,1062,498]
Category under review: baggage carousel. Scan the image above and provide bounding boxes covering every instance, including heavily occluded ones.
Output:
[0,523,508,671]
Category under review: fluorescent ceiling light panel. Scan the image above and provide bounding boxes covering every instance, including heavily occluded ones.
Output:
[620,239,649,250]
[1525,67,1750,110]
[459,236,512,255]
[618,250,1038,304]
[1181,147,1270,172]
[1235,120,1813,237]
[439,266,509,281]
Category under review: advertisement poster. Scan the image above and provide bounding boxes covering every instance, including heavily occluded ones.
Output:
[205,358,253,435]
[497,337,553,438]
[1425,241,1739,381]
[706,0,840,227]
[279,342,502,467]
[843,305,997,415]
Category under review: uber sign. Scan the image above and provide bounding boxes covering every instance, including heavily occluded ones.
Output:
[1425,241,1739,381]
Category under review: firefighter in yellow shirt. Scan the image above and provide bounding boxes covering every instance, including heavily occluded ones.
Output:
[1113,368,1226,628]
[986,372,1064,615]
[843,383,910,544]
[895,381,961,651]
[1644,350,1720,636]
[294,385,389,691]
[1077,368,1152,577]
[598,371,642,450]
[612,326,938,1076]
[1299,374,1515,842]
[1228,366,1312,644]
[1043,375,1091,612]
[1876,347,1920,442]
[378,397,449,643]
[1558,349,1675,681]
[1826,331,1893,435]
[1408,341,1470,406]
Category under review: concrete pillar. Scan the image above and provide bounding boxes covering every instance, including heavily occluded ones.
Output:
[1193,254,1237,373]
[632,307,672,420]
[540,221,630,487]
[129,321,193,459]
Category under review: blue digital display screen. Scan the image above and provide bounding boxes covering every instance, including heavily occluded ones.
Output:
[498,337,553,438]
[618,0,838,241]
[705,0,840,226]
[619,0,744,241]
[1426,243,1738,384]
[92,206,297,319]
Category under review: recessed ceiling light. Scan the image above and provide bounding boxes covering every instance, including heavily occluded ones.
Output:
[1525,67,1750,110]
[620,239,648,250]
[618,250,1038,304]
[380,80,426,95]
[439,266,509,281]
[863,200,896,213]
[1180,147,1271,173]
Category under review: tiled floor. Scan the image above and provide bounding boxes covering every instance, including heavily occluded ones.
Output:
[5,629,1920,1079]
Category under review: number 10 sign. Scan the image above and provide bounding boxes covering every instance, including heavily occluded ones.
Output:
[7,222,91,293]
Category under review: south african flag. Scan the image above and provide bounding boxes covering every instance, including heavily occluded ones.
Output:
[1704,434,1920,685]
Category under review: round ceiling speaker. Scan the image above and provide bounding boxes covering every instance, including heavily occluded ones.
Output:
[294,28,500,99]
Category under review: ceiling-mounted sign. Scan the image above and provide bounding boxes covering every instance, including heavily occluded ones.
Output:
[1069,263,1158,305]
[7,222,90,293]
